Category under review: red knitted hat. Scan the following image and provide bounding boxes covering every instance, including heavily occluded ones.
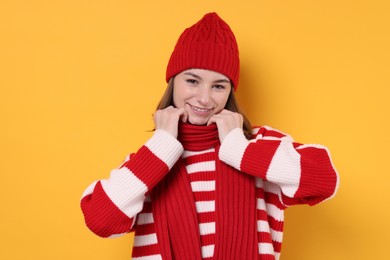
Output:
[166,12,240,91]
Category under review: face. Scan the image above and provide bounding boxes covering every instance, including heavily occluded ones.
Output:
[173,69,232,125]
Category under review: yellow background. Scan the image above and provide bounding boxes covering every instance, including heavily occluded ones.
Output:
[1,0,389,259]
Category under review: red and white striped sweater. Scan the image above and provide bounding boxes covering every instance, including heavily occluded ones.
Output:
[81,126,339,259]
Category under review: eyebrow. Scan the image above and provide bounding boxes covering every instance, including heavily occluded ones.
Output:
[183,72,230,84]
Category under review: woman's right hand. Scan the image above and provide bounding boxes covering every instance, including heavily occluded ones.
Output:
[154,106,188,138]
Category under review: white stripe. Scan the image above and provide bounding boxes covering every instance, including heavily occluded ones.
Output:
[261,181,286,209]
[296,143,327,150]
[182,148,215,158]
[199,222,216,235]
[132,254,162,260]
[81,180,98,198]
[133,233,158,247]
[264,181,286,207]
[136,213,154,225]
[262,125,288,136]
[264,181,281,195]
[145,129,183,169]
[257,221,283,243]
[257,198,266,210]
[108,232,127,238]
[257,198,284,222]
[219,128,248,170]
[201,245,215,258]
[117,154,131,168]
[251,127,261,136]
[270,228,283,243]
[258,242,275,255]
[262,136,282,141]
[257,220,271,233]
[195,201,215,213]
[101,167,147,219]
[266,136,301,197]
[124,154,131,162]
[191,181,215,192]
[186,161,215,174]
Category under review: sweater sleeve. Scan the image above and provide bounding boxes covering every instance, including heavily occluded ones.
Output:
[80,130,183,238]
[219,126,339,207]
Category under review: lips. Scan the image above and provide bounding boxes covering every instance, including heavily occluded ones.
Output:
[188,104,213,114]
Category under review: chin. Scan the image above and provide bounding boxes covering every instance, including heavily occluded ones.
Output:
[188,116,208,126]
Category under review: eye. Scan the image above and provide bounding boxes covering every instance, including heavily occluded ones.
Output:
[212,84,226,90]
[186,79,198,84]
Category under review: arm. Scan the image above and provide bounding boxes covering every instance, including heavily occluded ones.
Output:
[219,126,339,206]
[80,130,183,238]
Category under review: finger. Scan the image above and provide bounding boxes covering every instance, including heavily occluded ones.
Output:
[215,109,231,115]
[175,107,185,116]
[207,115,218,126]
[153,110,162,121]
[179,108,188,123]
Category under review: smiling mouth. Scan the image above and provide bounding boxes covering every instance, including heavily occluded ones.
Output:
[188,104,213,113]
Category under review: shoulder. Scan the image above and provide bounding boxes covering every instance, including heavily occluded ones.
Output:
[250,125,289,140]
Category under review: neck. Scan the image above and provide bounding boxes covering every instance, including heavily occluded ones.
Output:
[177,122,220,151]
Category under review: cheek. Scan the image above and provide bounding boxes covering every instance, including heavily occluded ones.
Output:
[172,93,180,108]
[172,87,186,108]
[217,94,230,109]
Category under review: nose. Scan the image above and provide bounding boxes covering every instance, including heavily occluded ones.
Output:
[197,86,211,105]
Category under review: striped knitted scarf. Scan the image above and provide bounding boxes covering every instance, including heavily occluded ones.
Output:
[151,123,258,259]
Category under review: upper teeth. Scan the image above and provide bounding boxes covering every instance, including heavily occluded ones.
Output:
[192,106,210,112]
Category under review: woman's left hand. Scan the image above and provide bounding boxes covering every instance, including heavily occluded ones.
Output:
[207,109,243,142]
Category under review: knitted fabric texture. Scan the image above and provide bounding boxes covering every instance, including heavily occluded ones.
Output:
[151,123,257,259]
[80,125,339,259]
[166,12,240,91]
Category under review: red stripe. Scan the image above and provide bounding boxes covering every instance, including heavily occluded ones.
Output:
[198,211,216,223]
[256,187,265,199]
[258,254,277,260]
[257,209,269,221]
[240,140,280,179]
[263,127,286,138]
[258,231,273,243]
[265,192,286,210]
[134,223,156,235]
[252,126,286,139]
[80,181,134,237]
[267,216,284,232]
[184,152,214,164]
[272,241,282,252]
[201,233,216,246]
[283,146,337,206]
[131,244,161,257]
[123,146,169,190]
[142,201,152,211]
[193,190,215,201]
[188,171,216,181]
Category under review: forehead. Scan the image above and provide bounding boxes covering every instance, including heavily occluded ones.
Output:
[180,69,229,81]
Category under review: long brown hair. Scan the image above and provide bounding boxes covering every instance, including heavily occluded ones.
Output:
[156,78,253,139]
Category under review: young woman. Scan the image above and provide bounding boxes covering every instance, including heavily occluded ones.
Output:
[81,12,339,260]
